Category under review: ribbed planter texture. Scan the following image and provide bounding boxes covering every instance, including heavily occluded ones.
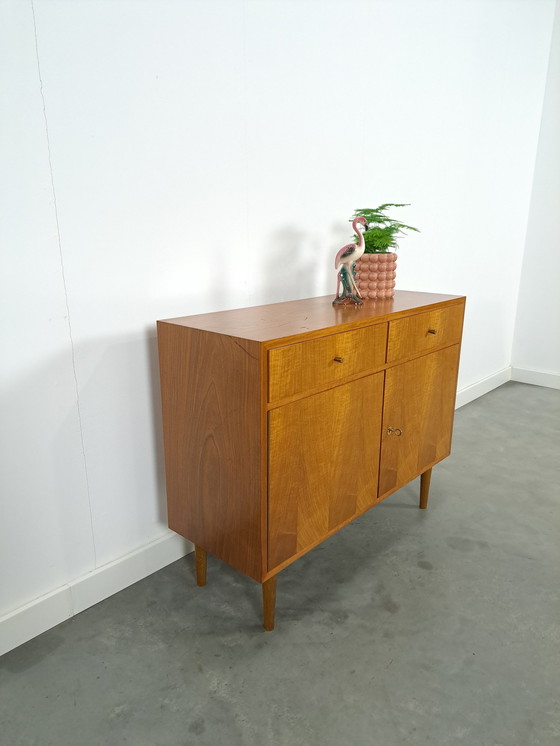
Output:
[355,253,397,300]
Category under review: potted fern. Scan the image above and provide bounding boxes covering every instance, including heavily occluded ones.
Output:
[352,203,419,300]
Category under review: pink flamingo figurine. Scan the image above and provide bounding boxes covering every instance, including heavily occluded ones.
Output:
[333,216,369,305]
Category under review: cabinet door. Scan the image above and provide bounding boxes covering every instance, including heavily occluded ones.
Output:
[379,345,460,498]
[268,373,384,570]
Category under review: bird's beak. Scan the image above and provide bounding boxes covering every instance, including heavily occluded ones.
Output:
[363,222,369,232]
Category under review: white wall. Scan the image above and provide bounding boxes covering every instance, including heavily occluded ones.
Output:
[512,0,560,389]
[0,1,96,621]
[1,0,556,654]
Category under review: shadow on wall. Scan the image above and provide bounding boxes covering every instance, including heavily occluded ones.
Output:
[256,218,354,304]
[1,217,358,607]
[256,223,330,305]
[176,217,352,311]
[0,348,94,614]
[1,224,352,616]
[63,333,169,564]
[0,328,181,616]
[146,332,167,525]
[265,225,313,302]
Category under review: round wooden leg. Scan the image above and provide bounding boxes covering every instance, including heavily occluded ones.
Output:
[420,468,432,509]
[195,545,207,586]
[262,576,277,631]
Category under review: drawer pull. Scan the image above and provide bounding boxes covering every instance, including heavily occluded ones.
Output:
[386,427,403,436]
[333,356,345,363]
[427,329,437,335]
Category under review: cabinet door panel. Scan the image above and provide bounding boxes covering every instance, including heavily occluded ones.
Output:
[268,374,384,570]
[379,345,460,497]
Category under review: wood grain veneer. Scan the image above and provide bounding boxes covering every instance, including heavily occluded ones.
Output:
[268,323,387,403]
[160,291,464,344]
[268,374,384,570]
[157,291,466,630]
[420,469,432,510]
[157,322,264,581]
[386,303,465,363]
[379,344,461,498]
[195,545,207,586]
[262,577,277,632]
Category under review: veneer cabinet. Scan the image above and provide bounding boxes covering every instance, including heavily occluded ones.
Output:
[157,291,465,630]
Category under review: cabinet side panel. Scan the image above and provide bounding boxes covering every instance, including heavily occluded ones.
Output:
[157,323,263,581]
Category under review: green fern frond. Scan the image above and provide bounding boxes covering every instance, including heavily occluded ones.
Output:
[350,203,419,253]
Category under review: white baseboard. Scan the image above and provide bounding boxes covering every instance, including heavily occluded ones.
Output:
[0,586,74,659]
[0,532,192,657]
[455,366,512,409]
[511,367,560,390]
[2,364,556,657]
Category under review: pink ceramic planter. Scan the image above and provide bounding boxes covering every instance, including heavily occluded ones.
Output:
[355,253,397,300]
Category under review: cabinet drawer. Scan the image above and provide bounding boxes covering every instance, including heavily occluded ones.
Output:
[386,303,464,363]
[268,323,387,402]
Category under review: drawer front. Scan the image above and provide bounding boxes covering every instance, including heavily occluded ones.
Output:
[268,323,387,402]
[386,303,464,363]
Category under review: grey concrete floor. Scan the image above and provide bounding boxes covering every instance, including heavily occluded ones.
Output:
[1,381,559,746]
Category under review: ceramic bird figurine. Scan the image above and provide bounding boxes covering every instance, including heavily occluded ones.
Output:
[333,216,369,306]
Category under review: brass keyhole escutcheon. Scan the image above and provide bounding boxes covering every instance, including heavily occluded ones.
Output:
[333,356,345,363]
[386,427,403,436]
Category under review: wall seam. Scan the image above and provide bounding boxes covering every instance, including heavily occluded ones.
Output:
[241,0,251,303]
[31,0,97,569]
[510,0,559,367]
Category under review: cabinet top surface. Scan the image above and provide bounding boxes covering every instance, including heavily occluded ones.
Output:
[158,290,465,344]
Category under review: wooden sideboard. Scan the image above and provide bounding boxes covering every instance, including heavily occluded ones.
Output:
[157,291,466,630]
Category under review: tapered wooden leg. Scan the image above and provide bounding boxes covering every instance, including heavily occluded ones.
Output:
[262,576,277,631]
[420,468,432,509]
[195,545,207,586]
